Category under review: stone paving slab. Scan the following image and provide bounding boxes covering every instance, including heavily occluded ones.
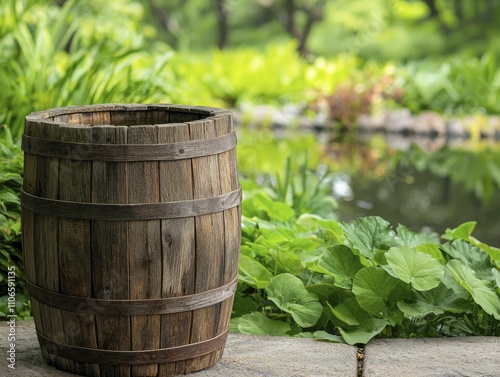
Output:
[363,337,500,377]
[1,320,357,377]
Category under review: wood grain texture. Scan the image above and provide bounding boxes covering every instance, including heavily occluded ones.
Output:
[22,121,39,334]
[32,121,69,370]
[185,119,225,374]
[128,125,161,377]
[213,114,241,362]
[157,123,195,376]
[58,124,99,376]
[91,125,130,377]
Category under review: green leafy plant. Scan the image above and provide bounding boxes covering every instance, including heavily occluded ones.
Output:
[0,0,172,140]
[0,128,30,319]
[234,214,500,344]
[399,51,500,115]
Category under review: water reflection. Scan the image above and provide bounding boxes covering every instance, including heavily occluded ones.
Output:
[327,132,500,246]
[237,127,500,246]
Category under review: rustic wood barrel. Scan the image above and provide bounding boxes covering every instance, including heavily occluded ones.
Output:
[21,104,241,377]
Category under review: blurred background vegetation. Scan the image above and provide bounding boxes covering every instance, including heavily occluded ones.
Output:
[1,0,499,319]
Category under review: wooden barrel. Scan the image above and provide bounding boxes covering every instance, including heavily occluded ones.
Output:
[21,104,241,377]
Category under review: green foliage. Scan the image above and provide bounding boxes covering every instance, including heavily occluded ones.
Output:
[164,44,361,108]
[234,214,500,344]
[238,130,338,219]
[398,52,500,115]
[0,128,30,319]
[0,0,172,140]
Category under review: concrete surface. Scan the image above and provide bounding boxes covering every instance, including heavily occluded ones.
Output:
[1,320,499,377]
[1,320,356,377]
[363,337,500,377]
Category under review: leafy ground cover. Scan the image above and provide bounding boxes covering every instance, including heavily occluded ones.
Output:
[235,207,500,344]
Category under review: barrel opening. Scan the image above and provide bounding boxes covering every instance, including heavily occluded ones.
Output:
[49,108,212,126]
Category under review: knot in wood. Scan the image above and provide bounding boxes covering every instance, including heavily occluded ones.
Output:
[97,288,112,299]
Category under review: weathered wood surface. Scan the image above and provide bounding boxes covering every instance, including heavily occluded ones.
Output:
[32,121,69,371]
[128,124,161,377]
[58,124,99,376]
[22,105,240,377]
[185,119,225,373]
[158,122,196,376]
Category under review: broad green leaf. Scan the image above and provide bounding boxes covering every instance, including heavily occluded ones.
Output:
[237,312,291,336]
[493,269,500,289]
[229,317,241,332]
[266,273,323,328]
[329,298,371,326]
[244,242,270,258]
[238,255,273,289]
[441,240,493,281]
[447,260,500,320]
[269,248,304,275]
[470,237,500,268]
[416,244,446,265]
[396,224,439,247]
[287,236,323,253]
[259,228,290,243]
[232,291,260,317]
[386,246,444,291]
[338,318,387,345]
[341,217,398,259]
[312,330,344,343]
[294,332,315,339]
[442,265,469,296]
[317,245,363,289]
[296,214,345,243]
[442,222,477,241]
[353,267,400,313]
[305,283,350,301]
[295,213,323,231]
[253,194,295,222]
[397,283,471,318]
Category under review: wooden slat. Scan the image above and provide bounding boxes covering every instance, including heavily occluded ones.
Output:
[147,110,169,125]
[22,121,39,334]
[127,125,162,377]
[185,119,226,373]
[91,125,130,377]
[169,110,201,123]
[92,111,111,126]
[157,123,196,376]
[213,115,241,362]
[58,124,99,376]
[32,121,69,370]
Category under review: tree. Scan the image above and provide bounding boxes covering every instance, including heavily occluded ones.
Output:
[257,0,327,58]
[144,0,187,49]
[214,0,229,49]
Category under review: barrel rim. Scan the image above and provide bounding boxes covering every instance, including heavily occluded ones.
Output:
[25,103,231,125]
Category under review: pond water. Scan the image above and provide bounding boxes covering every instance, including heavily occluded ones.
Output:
[322,133,500,247]
[238,127,500,247]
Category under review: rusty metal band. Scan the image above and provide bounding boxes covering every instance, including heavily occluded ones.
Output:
[21,130,236,161]
[20,186,241,220]
[37,329,229,365]
[26,276,237,316]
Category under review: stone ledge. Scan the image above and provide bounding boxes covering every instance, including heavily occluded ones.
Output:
[0,320,357,377]
[2,321,498,377]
